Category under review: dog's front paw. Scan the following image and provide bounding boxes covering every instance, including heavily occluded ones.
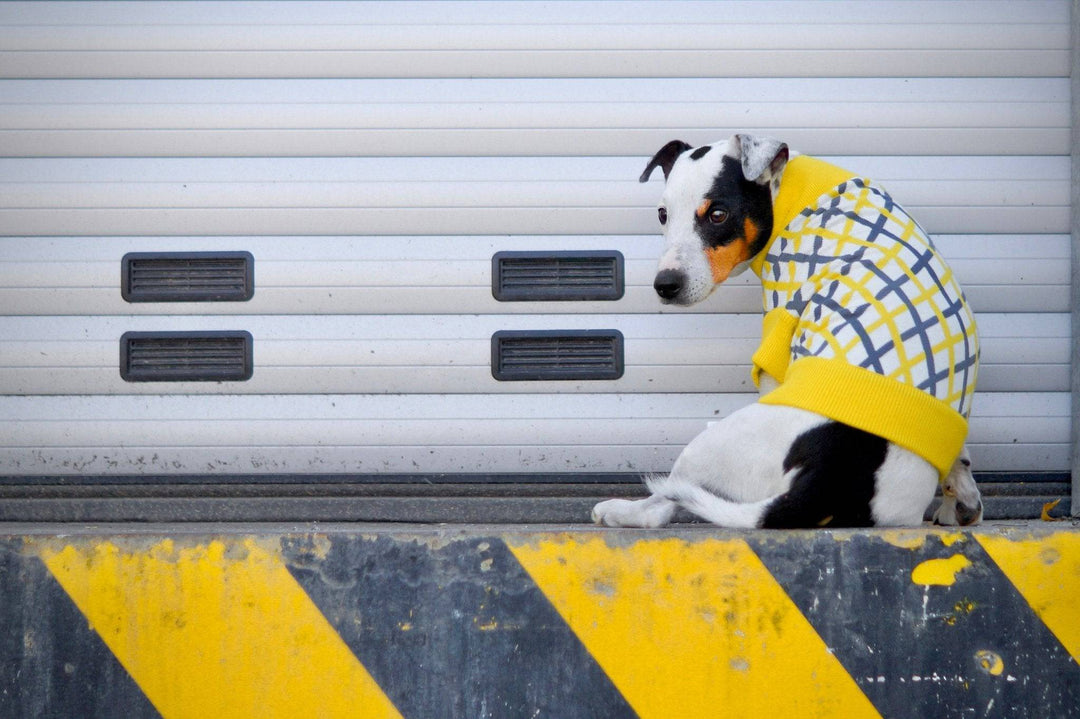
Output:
[933,496,959,526]
[591,498,635,526]
[591,497,674,528]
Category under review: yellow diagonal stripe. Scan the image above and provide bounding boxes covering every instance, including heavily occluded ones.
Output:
[976,531,1080,661]
[508,535,881,719]
[38,538,402,719]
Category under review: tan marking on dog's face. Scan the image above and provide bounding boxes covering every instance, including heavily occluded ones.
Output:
[705,239,749,284]
[703,217,760,284]
[743,217,760,246]
[695,199,712,219]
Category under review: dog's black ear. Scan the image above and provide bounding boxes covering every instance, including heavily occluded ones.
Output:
[640,140,692,183]
[733,134,789,185]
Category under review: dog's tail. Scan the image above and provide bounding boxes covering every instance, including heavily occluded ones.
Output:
[645,474,773,528]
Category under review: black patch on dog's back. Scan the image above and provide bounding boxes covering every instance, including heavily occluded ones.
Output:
[760,421,887,528]
[689,145,711,160]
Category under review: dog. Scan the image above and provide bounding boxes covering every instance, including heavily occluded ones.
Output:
[592,134,983,528]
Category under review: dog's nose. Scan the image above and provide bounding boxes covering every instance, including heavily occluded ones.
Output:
[654,269,685,300]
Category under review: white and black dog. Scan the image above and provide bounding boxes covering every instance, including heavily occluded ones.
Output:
[593,134,983,529]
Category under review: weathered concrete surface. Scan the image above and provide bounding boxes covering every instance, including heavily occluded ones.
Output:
[1,522,1077,718]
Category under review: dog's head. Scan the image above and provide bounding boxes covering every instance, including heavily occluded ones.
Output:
[640,134,789,305]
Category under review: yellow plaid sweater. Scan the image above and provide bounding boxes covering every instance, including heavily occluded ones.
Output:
[747,156,979,476]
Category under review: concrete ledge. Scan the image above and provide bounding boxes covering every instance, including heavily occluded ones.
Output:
[0,473,1070,524]
[2,522,1078,718]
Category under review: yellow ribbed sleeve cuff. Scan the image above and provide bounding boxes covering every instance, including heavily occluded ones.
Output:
[759,356,968,477]
[751,308,798,388]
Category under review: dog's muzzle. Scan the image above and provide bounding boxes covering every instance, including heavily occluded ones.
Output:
[654,269,685,301]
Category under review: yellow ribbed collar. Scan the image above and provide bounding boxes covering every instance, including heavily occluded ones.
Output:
[749,155,856,277]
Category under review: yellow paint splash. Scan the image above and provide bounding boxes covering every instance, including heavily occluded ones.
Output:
[877,529,966,550]
[974,649,1004,676]
[940,532,967,547]
[875,530,930,550]
[911,554,972,586]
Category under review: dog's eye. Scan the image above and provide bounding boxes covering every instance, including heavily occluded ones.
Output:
[709,208,729,224]
[657,207,668,225]
[960,457,972,468]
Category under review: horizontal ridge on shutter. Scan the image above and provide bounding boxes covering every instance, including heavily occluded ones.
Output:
[493,251,623,301]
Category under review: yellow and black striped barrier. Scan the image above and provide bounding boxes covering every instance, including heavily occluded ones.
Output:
[2,525,1078,718]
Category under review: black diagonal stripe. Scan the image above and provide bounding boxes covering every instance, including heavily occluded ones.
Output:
[284,534,637,719]
[0,539,162,719]
[749,532,1080,719]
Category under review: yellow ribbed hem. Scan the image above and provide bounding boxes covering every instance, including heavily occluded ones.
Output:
[751,308,798,388]
[759,356,968,477]
[749,155,856,278]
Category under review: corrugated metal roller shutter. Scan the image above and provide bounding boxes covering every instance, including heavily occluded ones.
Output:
[0,0,1072,521]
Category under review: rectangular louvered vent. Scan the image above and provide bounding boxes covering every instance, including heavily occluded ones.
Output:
[491,330,624,381]
[122,252,254,302]
[120,331,253,382]
[492,251,624,301]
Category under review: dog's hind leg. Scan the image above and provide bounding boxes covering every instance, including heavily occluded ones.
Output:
[645,475,771,528]
[649,466,872,529]
[591,492,677,528]
[651,421,899,528]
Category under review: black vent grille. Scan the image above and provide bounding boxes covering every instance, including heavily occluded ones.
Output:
[491,330,623,381]
[122,252,254,302]
[492,251,624,301]
[120,331,253,382]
